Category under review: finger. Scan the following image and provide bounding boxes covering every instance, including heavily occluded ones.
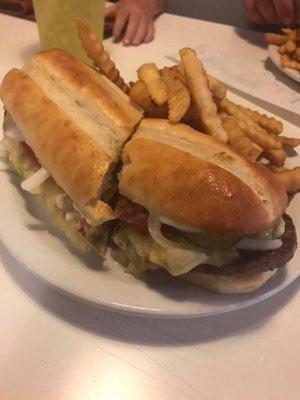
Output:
[296,0,300,23]
[273,0,295,24]
[244,0,267,23]
[255,0,278,23]
[104,4,118,19]
[132,18,148,46]
[144,22,155,43]
[113,9,129,39]
[123,14,140,46]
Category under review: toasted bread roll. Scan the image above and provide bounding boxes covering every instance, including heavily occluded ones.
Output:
[119,119,287,235]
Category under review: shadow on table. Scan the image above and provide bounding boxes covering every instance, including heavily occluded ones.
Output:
[264,57,300,95]
[2,241,299,347]
[234,26,266,48]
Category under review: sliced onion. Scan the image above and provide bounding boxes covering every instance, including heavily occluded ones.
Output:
[148,213,180,249]
[4,126,25,141]
[21,167,50,192]
[148,213,207,275]
[236,238,282,250]
[160,217,203,233]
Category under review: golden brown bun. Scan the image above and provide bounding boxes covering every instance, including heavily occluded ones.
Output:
[1,50,143,224]
[0,68,114,221]
[119,119,287,235]
[182,269,277,294]
[24,49,143,148]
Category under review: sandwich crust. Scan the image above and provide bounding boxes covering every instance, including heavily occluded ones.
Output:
[119,119,287,235]
[1,68,113,212]
[24,49,143,141]
[182,269,277,294]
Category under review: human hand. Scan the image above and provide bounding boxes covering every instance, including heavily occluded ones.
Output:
[105,0,165,46]
[244,0,299,24]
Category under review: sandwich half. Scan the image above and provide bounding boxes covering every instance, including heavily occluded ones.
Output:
[113,119,297,293]
[0,49,143,252]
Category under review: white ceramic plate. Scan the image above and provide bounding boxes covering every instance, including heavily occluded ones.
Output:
[268,44,300,83]
[0,94,299,318]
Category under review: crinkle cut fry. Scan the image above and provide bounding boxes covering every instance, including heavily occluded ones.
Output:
[76,18,129,93]
[137,63,168,106]
[179,48,228,142]
[274,167,300,194]
[231,103,283,135]
[221,115,262,160]
[161,67,190,122]
[220,99,282,150]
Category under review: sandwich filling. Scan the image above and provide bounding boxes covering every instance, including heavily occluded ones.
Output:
[1,113,111,252]
[112,196,291,277]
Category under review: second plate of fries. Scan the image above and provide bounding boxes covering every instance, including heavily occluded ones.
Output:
[266,28,300,83]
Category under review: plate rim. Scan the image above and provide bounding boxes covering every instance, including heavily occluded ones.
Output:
[268,44,300,84]
[2,234,299,318]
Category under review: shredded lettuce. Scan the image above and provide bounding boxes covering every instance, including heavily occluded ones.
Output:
[2,137,38,179]
[114,215,285,276]
[113,223,239,276]
[2,136,93,252]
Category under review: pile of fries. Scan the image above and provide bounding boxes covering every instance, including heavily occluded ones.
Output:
[265,28,300,73]
[76,19,300,195]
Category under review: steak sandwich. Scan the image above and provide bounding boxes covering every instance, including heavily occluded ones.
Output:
[113,119,297,293]
[0,49,143,252]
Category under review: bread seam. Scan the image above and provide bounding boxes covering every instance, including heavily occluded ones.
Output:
[24,63,122,158]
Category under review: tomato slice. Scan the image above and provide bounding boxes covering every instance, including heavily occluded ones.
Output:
[115,197,149,233]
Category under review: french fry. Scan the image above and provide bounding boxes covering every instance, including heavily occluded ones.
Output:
[169,65,227,101]
[137,63,168,105]
[293,48,300,62]
[231,103,283,135]
[129,80,155,112]
[278,40,297,54]
[161,68,190,122]
[280,54,300,71]
[278,136,300,148]
[207,75,227,101]
[220,99,282,150]
[76,18,129,93]
[179,48,228,142]
[263,148,287,167]
[274,167,300,193]
[128,80,168,117]
[221,115,262,160]
[265,33,288,46]
[285,40,296,53]
[282,28,296,41]
[267,165,287,173]
[169,64,186,82]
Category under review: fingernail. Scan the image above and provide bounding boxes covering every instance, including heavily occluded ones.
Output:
[123,39,130,46]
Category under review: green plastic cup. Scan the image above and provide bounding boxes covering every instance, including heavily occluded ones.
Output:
[33,0,104,64]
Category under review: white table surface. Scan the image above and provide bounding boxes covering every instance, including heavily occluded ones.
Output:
[0,11,300,400]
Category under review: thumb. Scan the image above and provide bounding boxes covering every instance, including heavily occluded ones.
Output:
[104,4,118,19]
